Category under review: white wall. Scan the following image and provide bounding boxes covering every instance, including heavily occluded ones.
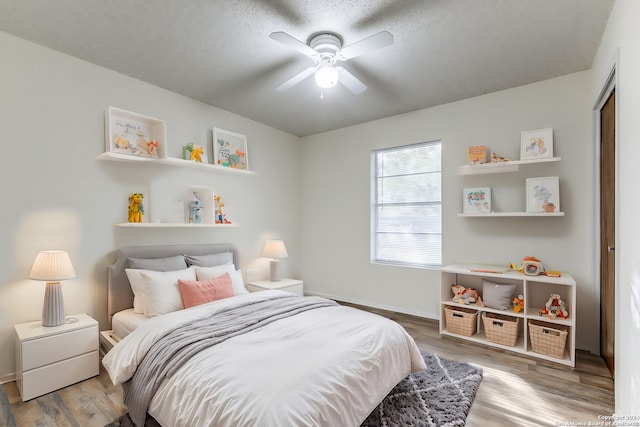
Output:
[590,0,640,415]
[299,71,596,352]
[0,31,300,382]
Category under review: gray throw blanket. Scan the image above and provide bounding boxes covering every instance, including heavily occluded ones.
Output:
[123,295,337,427]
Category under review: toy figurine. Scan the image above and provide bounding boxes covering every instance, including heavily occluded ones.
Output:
[540,293,569,319]
[214,194,232,224]
[510,256,545,276]
[189,192,203,224]
[491,152,511,163]
[512,295,524,313]
[190,144,204,163]
[128,193,144,223]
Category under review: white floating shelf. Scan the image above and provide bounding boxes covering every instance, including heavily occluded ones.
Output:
[97,152,256,175]
[458,212,565,217]
[458,157,561,175]
[113,223,238,228]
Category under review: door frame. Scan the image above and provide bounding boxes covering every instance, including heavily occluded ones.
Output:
[592,54,619,363]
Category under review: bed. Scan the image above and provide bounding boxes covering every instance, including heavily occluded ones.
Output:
[102,244,426,427]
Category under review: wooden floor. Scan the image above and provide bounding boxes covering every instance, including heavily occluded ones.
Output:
[2,305,614,427]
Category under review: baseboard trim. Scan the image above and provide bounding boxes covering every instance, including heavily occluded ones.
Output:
[0,373,16,385]
[304,291,439,321]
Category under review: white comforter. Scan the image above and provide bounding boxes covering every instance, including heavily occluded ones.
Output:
[103,291,426,427]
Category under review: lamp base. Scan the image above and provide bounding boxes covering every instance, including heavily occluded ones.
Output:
[42,281,65,327]
[269,260,282,282]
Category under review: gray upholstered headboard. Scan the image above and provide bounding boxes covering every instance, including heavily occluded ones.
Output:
[107,244,239,324]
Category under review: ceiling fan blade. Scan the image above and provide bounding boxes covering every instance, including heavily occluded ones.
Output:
[269,31,317,58]
[276,66,316,91]
[339,30,394,60]
[336,67,367,94]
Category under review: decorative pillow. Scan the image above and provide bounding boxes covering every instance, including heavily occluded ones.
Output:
[126,256,190,313]
[125,267,196,317]
[184,252,234,267]
[127,255,188,271]
[482,280,516,310]
[178,273,235,308]
[194,264,248,294]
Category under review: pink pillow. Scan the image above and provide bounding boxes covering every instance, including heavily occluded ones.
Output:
[178,272,235,308]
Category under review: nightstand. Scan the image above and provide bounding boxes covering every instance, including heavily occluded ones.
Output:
[14,313,99,401]
[247,278,304,296]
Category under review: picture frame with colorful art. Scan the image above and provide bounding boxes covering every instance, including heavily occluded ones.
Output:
[463,187,492,214]
[106,107,166,159]
[520,128,553,160]
[526,176,560,213]
[213,127,248,170]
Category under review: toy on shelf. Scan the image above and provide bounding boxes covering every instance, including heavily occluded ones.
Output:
[512,295,524,313]
[510,256,545,276]
[182,143,205,163]
[214,194,232,224]
[189,192,203,224]
[491,152,511,163]
[451,284,483,306]
[128,193,144,223]
[540,293,569,319]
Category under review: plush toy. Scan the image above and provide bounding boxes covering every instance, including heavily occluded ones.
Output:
[512,295,524,313]
[540,293,569,319]
[128,193,144,223]
[451,284,482,305]
[190,144,204,163]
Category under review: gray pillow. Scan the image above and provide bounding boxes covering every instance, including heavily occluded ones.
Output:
[127,255,188,271]
[184,252,234,267]
[482,280,516,310]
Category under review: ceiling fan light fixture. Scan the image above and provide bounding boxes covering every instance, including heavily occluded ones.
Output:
[315,63,338,89]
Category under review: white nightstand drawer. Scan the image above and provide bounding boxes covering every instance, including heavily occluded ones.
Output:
[22,325,98,370]
[247,279,304,296]
[20,351,99,401]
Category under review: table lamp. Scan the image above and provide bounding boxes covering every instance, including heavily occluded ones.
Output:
[29,251,76,327]
[262,240,288,281]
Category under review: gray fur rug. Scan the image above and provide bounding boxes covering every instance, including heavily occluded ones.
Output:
[105,351,482,427]
[362,351,483,426]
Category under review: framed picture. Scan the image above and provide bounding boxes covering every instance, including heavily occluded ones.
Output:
[213,127,248,170]
[106,107,166,158]
[520,128,553,160]
[463,187,491,214]
[526,176,560,213]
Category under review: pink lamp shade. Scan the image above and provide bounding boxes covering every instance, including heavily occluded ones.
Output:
[29,251,76,327]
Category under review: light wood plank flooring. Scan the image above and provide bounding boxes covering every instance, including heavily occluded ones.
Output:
[2,304,614,426]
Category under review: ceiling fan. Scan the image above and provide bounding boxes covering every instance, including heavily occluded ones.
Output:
[269,30,394,94]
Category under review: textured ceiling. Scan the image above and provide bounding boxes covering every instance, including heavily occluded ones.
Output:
[0,0,614,136]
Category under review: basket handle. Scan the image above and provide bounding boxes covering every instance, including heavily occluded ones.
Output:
[453,313,464,318]
[492,321,504,328]
[542,328,560,337]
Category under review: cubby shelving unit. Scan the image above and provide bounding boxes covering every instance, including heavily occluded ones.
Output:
[440,264,576,367]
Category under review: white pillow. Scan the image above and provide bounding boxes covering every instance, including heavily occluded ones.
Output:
[126,267,196,317]
[124,269,149,314]
[195,265,248,295]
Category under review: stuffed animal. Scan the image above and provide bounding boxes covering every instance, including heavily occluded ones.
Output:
[512,295,524,313]
[128,193,144,223]
[451,284,481,305]
[190,144,204,163]
[540,293,569,319]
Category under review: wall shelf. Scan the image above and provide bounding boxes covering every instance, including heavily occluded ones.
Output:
[113,222,238,228]
[458,157,561,175]
[458,212,565,217]
[97,152,256,175]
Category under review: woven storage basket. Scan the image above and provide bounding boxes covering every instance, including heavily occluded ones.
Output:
[444,306,478,336]
[482,312,519,347]
[528,320,568,358]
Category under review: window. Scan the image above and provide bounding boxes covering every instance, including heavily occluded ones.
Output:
[372,141,442,268]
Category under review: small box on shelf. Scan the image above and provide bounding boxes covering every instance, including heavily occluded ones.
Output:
[467,145,488,165]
